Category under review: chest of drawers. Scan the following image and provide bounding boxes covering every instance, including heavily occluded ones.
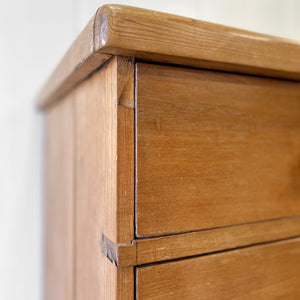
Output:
[38,5,300,299]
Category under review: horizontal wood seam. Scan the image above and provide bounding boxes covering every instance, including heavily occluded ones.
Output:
[101,216,300,268]
[135,235,300,268]
[137,215,300,240]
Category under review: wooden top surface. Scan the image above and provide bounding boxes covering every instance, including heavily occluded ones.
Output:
[38,4,300,109]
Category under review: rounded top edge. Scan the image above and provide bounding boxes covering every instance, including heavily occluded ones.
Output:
[93,4,127,50]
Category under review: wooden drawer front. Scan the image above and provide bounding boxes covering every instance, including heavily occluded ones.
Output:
[136,63,300,237]
[136,238,300,299]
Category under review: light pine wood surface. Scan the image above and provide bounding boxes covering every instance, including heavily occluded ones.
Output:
[42,56,300,299]
[37,4,300,109]
[97,5,300,80]
[45,93,74,300]
[75,57,134,299]
[116,56,135,108]
[101,216,300,267]
[40,5,300,299]
[136,238,300,299]
[133,217,300,266]
[116,56,135,243]
[136,62,300,237]
[117,106,135,243]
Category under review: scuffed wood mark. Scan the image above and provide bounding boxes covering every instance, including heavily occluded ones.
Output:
[101,234,120,267]
[101,234,137,267]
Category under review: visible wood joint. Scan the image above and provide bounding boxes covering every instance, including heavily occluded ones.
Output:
[101,234,136,267]
[102,217,300,268]
[101,234,119,266]
[116,56,135,108]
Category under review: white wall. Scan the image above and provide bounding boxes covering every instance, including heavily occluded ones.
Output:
[0,1,299,299]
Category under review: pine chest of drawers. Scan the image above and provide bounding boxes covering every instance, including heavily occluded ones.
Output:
[38,5,300,299]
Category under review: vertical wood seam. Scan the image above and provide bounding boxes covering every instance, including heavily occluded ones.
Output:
[72,91,76,300]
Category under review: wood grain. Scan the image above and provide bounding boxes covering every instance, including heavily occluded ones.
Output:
[118,267,134,299]
[75,57,134,299]
[117,106,135,242]
[136,238,300,299]
[101,217,300,267]
[38,4,300,109]
[37,10,111,109]
[116,55,135,243]
[45,93,74,300]
[98,5,300,81]
[135,217,300,266]
[116,56,135,108]
[136,63,300,237]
